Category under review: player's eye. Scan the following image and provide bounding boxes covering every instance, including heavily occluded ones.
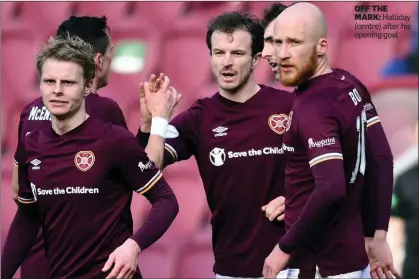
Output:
[62,81,75,86]
[43,79,55,85]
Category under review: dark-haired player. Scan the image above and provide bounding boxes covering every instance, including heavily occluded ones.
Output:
[11,16,126,278]
[2,35,178,279]
[138,12,296,278]
[263,3,399,279]
[261,3,288,82]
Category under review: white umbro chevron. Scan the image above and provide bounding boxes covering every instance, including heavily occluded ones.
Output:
[30,159,41,170]
[212,126,228,137]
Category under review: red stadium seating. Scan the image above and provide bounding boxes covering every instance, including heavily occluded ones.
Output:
[137,234,182,278]
[0,2,19,29]
[1,153,16,181]
[75,1,133,26]
[18,1,76,39]
[246,1,294,17]
[107,20,160,88]
[159,19,212,97]
[174,226,215,278]
[184,1,246,24]
[1,28,39,93]
[333,26,396,87]
[369,76,418,158]
[132,2,187,31]
[163,159,209,236]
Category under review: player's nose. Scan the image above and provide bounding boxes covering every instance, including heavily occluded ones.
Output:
[222,53,233,67]
[261,45,272,60]
[52,83,64,95]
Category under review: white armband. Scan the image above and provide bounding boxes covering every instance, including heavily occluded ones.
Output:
[150,117,169,138]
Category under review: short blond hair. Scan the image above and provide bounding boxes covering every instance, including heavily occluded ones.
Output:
[36,35,96,83]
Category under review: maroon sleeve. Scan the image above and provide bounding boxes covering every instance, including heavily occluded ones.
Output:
[2,150,41,278]
[362,111,394,232]
[13,107,28,166]
[279,104,346,254]
[136,102,202,168]
[115,128,178,250]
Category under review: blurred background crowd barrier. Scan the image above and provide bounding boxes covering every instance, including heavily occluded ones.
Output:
[1,1,418,278]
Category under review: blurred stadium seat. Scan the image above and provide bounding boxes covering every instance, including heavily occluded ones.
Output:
[18,2,76,39]
[137,234,182,278]
[174,226,215,278]
[245,1,294,17]
[162,159,209,236]
[75,1,133,26]
[158,19,212,97]
[133,2,187,31]
[2,28,39,93]
[184,1,246,23]
[333,25,396,87]
[370,76,418,159]
[107,20,160,86]
[0,2,19,29]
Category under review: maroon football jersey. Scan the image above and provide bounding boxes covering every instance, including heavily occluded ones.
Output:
[13,93,127,278]
[162,85,294,277]
[14,93,127,164]
[16,118,163,278]
[280,72,372,276]
[333,68,394,234]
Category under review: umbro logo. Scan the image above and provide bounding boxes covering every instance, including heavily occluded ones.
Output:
[212,126,228,137]
[30,159,41,170]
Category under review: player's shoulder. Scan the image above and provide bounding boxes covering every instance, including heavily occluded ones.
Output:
[261,84,294,103]
[87,93,122,110]
[21,97,44,116]
[261,84,293,96]
[308,72,358,102]
[105,121,137,144]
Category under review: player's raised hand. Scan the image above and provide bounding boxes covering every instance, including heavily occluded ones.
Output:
[139,73,162,132]
[103,239,140,279]
[151,73,165,93]
[262,196,285,221]
[144,74,182,121]
[366,237,401,279]
[262,244,290,279]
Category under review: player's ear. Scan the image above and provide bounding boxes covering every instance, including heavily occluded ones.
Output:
[317,38,328,56]
[94,53,103,70]
[84,79,93,96]
[252,52,262,70]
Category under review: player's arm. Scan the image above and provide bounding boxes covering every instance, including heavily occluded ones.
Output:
[137,104,200,170]
[2,158,41,278]
[117,130,179,251]
[279,103,346,254]
[11,110,27,204]
[361,110,394,240]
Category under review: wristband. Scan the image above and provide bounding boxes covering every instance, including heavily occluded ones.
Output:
[150,117,168,138]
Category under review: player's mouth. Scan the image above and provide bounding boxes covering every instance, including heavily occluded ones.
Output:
[49,100,69,107]
[280,64,293,73]
[221,72,236,82]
